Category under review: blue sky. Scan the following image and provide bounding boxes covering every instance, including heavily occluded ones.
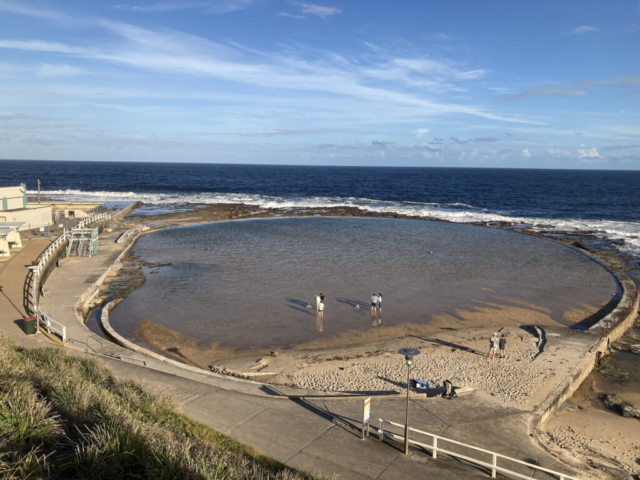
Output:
[0,0,639,168]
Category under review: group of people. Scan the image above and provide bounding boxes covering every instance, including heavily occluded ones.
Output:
[488,332,507,359]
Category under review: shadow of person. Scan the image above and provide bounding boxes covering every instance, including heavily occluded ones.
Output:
[336,297,368,308]
[285,297,314,315]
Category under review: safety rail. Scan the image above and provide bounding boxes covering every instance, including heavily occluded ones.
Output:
[37,308,67,343]
[29,213,111,341]
[378,419,580,480]
[32,212,111,275]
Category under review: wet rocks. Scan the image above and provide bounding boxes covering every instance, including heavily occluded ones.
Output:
[599,394,640,420]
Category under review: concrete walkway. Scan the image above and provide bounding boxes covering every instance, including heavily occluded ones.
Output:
[0,237,51,340]
[3,228,579,480]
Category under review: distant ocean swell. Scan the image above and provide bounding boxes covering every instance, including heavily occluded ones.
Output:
[31,189,640,256]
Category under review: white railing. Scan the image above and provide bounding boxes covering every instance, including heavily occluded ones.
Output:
[32,212,111,275]
[378,419,580,480]
[37,308,67,342]
[30,212,111,342]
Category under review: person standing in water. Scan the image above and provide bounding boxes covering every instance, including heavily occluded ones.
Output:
[316,301,325,332]
[377,293,383,311]
[315,294,321,310]
[371,293,378,313]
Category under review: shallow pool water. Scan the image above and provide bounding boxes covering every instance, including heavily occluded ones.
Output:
[109,217,617,349]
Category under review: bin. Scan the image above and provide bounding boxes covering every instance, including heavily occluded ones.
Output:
[24,316,37,335]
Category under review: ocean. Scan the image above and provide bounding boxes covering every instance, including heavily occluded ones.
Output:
[2,160,640,255]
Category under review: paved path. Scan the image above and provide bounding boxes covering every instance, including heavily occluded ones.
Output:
[0,237,51,339]
[2,228,578,480]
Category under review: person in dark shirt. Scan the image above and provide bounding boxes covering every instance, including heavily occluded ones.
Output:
[499,334,507,359]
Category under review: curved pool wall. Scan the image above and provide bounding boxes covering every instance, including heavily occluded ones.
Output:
[109,217,617,350]
[71,214,638,427]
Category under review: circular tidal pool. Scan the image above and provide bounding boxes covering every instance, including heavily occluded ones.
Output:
[110,217,617,350]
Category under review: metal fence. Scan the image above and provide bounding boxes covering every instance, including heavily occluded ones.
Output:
[30,213,111,342]
[36,308,67,342]
[378,419,580,480]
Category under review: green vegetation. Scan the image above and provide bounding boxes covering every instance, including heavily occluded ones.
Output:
[0,334,310,479]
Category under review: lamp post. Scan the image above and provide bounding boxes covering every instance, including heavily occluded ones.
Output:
[398,348,420,455]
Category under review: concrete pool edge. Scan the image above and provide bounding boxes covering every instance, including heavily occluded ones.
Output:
[532,270,639,430]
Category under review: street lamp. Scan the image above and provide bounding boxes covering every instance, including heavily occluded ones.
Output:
[398,347,420,455]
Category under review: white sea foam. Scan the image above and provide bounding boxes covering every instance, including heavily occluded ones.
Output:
[30,189,640,256]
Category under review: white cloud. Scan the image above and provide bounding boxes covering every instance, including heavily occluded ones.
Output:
[412,128,430,137]
[0,0,71,21]
[570,25,599,35]
[505,74,640,101]
[35,63,89,78]
[278,12,307,19]
[522,148,532,158]
[292,2,341,18]
[0,25,542,125]
[548,148,571,157]
[0,39,84,54]
[578,146,600,158]
[112,0,256,14]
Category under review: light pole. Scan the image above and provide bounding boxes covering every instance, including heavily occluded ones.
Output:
[398,348,420,455]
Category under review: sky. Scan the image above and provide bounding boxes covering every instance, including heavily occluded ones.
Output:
[0,0,639,168]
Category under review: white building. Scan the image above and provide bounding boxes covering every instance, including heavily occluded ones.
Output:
[0,184,52,231]
[0,222,24,258]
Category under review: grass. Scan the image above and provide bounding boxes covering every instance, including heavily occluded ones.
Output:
[0,334,313,479]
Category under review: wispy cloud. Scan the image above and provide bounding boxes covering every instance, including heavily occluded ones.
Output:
[412,128,430,137]
[521,148,531,158]
[23,135,62,146]
[278,12,307,19]
[448,134,506,144]
[112,0,257,14]
[35,63,89,78]
[548,148,571,157]
[0,19,541,124]
[623,22,640,33]
[504,74,640,101]
[292,2,341,18]
[0,0,71,21]
[201,128,374,137]
[569,25,599,35]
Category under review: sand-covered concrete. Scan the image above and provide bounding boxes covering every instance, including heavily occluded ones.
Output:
[537,317,640,479]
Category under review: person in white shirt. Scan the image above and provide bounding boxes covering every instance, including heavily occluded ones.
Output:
[371,294,378,312]
[377,293,383,311]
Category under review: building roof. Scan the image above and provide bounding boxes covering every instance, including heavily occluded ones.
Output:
[0,222,25,228]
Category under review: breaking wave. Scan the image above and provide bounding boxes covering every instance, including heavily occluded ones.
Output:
[31,188,640,256]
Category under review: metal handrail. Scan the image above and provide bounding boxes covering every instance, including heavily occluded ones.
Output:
[37,308,67,342]
[378,419,580,480]
[32,213,111,274]
[30,213,111,341]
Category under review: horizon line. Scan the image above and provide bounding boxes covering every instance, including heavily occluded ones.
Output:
[1,158,639,173]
